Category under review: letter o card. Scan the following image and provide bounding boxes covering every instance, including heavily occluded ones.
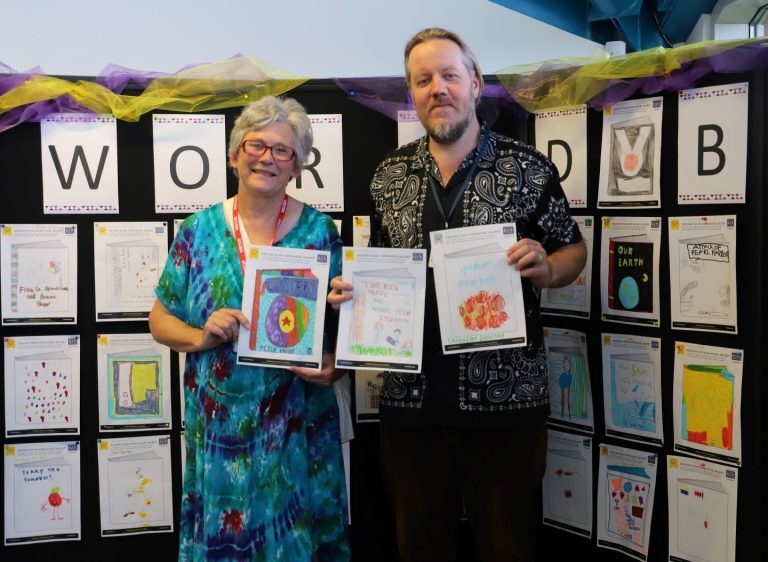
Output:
[152,115,227,213]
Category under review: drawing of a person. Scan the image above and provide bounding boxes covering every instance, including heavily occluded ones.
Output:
[372,321,384,345]
[558,356,573,418]
[385,328,402,348]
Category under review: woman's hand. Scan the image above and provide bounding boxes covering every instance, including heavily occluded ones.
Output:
[149,299,250,353]
[199,308,251,351]
[327,275,354,310]
[290,353,343,387]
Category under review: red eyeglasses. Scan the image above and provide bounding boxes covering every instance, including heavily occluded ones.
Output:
[240,140,296,161]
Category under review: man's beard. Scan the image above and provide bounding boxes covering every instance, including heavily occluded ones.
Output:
[427,107,475,145]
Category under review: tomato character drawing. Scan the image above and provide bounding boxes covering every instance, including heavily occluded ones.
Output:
[40,487,71,520]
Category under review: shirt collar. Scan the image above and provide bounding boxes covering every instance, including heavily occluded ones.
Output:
[420,122,490,183]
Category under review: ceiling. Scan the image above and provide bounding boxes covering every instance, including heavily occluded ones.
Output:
[489,0,767,51]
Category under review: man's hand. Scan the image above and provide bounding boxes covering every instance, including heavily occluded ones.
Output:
[328,275,354,310]
[291,353,343,387]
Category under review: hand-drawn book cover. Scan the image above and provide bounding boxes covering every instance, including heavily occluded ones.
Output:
[97,436,173,536]
[610,353,656,433]
[11,240,69,313]
[678,234,731,319]
[105,239,159,308]
[675,478,729,562]
[336,247,426,372]
[548,346,590,423]
[249,268,318,355]
[347,268,416,358]
[608,235,653,313]
[681,364,734,451]
[4,440,81,545]
[107,451,165,524]
[431,224,525,353]
[605,465,651,548]
[544,448,588,526]
[444,242,516,336]
[13,457,73,533]
[14,351,72,427]
[608,116,655,196]
[107,349,162,419]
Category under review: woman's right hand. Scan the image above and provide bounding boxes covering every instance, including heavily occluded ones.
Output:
[327,275,354,310]
[149,299,251,353]
[199,308,251,351]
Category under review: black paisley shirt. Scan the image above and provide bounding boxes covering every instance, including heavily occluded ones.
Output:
[370,125,582,427]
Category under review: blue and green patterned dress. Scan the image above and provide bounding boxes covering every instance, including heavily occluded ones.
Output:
[155,201,349,562]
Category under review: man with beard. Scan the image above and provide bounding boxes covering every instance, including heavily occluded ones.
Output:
[330,28,587,562]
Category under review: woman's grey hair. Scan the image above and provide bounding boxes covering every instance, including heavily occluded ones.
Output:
[228,96,313,170]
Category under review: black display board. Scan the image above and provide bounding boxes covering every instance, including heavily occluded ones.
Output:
[0,73,764,562]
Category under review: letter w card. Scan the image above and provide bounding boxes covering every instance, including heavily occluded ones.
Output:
[41,114,119,214]
[430,224,526,354]
[237,246,330,369]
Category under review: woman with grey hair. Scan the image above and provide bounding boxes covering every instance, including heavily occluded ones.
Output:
[149,96,349,561]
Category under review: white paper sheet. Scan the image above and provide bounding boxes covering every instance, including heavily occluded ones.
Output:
[4,441,81,545]
[542,216,593,318]
[397,110,426,147]
[178,351,187,430]
[353,369,385,423]
[97,435,173,536]
[596,443,658,560]
[1,223,78,325]
[668,216,737,333]
[93,222,169,321]
[667,456,738,562]
[41,113,119,214]
[600,216,662,327]
[96,333,172,431]
[672,341,743,466]
[236,246,330,369]
[286,114,344,211]
[336,247,426,372]
[543,430,593,538]
[352,215,371,248]
[152,114,227,213]
[4,335,81,437]
[543,327,594,433]
[601,333,664,446]
[677,83,748,204]
[535,106,588,208]
[430,223,526,354]
[598,98,663,208]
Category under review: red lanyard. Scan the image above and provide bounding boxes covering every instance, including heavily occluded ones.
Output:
[232,193,288,272]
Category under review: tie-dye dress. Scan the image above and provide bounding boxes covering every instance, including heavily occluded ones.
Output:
[155,202,349,562]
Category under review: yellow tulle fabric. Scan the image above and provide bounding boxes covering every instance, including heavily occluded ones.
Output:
[1,37,766,121]
[495,37,767,111]
[0,56,308,120]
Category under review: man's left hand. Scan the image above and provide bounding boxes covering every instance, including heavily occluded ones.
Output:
[507,238,551,288]
[290,353,343,388]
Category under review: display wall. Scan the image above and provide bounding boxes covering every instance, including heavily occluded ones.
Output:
[0,66,765,562]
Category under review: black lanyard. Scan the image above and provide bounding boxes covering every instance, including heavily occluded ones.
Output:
[427,129,489,229]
